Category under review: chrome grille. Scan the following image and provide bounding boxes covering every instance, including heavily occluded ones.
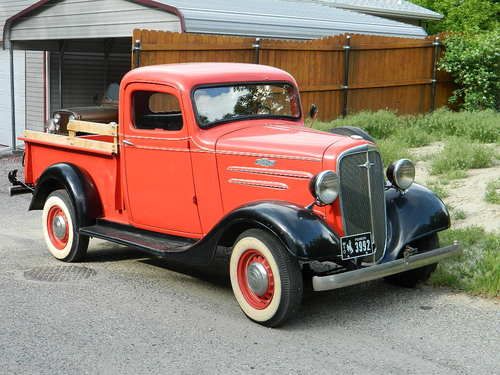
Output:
[338,148,386,261]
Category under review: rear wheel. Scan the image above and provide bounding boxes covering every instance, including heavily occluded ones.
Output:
[384,234,439,288]
[229,229,303,327]
[42,189,89,262]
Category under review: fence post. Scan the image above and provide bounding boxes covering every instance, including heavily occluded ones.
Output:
[342,35,351,117]
[253,38,261,64]
[133,39,142,68]
[430,36,441,112]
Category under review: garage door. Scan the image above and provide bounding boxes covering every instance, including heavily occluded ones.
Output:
[0,50,26,147]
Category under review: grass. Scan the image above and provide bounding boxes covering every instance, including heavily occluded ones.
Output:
[450,208,467,221]
[484,178,500,204]
[427,181,449,199]
[431,228,500,298]
[315,108,500,167]
[431,139,494,176]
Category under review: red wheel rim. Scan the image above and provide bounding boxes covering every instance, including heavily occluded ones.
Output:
[237,249,275,309]
[46,206,69,250]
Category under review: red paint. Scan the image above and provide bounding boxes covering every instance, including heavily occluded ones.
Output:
[237,249,275,310]
[22,63,373,240]
[46,206,69,250]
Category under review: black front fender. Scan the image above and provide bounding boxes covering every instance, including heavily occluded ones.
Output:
[383,183,450,262]
[210,201,341,261]
[29,163,102,227]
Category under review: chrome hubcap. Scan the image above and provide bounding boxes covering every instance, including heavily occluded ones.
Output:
[247,262,269,296]
[52,215,67,239]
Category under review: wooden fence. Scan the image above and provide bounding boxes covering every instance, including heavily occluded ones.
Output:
[132,30,453,121]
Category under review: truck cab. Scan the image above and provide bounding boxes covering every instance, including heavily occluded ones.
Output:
[10,63,460,327]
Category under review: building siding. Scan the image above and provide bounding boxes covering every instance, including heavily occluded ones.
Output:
[0,0,38,41]
[0,50,26,146]
[25,50,45,131]
[10,0,181,41]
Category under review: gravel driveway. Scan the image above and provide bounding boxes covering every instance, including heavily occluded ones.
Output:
[1,155,499,375]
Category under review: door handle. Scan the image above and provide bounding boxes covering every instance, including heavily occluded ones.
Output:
[123,139,135,147]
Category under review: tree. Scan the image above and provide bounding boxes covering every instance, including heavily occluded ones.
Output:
[410,0,499,110]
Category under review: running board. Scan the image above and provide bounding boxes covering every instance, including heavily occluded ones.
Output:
[80,220,197,257]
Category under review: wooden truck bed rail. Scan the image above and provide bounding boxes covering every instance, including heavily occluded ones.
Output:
[23,120,118,155]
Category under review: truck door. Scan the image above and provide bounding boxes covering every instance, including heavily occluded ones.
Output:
[122,82,201,236]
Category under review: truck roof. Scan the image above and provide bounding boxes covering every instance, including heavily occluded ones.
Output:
[122,63,297,90]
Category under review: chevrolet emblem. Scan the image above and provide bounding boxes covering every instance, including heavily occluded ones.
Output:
[358,161,375,169]
[255,158,276,167]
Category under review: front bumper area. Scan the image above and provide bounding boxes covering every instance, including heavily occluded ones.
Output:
[312,242,461,291]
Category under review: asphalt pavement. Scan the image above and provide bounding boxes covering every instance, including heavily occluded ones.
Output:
[0,155,499,375]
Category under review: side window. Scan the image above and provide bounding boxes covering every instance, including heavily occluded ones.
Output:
[132,91,183,131]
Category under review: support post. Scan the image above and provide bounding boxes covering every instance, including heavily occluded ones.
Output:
[342,35,351,118]
[58,41,65,110]
[430,36,441,112]
[253,38,261,64]
[133,40,142,68]
[9,46,16,151]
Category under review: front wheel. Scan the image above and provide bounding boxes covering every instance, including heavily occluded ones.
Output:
[229,229,303,327]
[384,234,439,288]
[42,189,89,262]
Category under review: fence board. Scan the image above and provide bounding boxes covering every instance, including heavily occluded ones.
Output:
[133,30,453,120]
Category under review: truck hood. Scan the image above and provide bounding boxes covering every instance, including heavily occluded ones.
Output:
[215,124,341,161]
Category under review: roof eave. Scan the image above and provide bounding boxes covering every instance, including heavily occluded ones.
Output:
[330,5,443,21]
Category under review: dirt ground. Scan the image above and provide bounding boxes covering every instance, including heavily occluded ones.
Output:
[412,142,500,232]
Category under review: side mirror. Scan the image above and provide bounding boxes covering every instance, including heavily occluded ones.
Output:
[309,104,318,120]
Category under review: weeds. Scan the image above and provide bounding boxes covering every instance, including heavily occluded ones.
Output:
[317,108,500,144]
[427,182,449,199]
[431,227,500,297]
[484,178,500,204]
[431,139,493,175]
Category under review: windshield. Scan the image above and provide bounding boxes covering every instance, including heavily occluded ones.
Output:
[193,83,301,127]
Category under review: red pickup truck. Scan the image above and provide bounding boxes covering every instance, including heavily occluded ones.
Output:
[9,63,459,327]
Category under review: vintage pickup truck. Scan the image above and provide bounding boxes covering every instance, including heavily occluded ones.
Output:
[9,63,460,327]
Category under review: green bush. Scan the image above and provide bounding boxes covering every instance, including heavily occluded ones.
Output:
[439,31,500,110]
[431,227,500,297]
[431,139,493,175]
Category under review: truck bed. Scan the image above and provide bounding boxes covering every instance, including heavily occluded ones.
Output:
[21,121,127,223]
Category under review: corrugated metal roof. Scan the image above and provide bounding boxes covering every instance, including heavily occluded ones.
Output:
[156,0,428,39]
[0,0,38,41]
[4,0,428,43]
[308,0,442,20]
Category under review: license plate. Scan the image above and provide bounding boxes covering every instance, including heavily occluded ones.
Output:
[341,232,374,260]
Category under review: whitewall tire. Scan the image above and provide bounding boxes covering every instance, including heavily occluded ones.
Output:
[42,190,89,262]
[230,229,303,327]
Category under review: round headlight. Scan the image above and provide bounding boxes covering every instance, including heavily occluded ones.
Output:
[310,170,340,205]
[53,113,61,124]
[387,159,415,190]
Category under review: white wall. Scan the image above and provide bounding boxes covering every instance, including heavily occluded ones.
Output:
[0,50,26,147]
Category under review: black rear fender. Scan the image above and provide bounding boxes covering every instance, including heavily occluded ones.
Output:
[29,163,102,227]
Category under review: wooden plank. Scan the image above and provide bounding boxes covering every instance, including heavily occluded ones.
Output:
[67,120,118,136]
[23,130,117,154]
[141,43,254,51]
